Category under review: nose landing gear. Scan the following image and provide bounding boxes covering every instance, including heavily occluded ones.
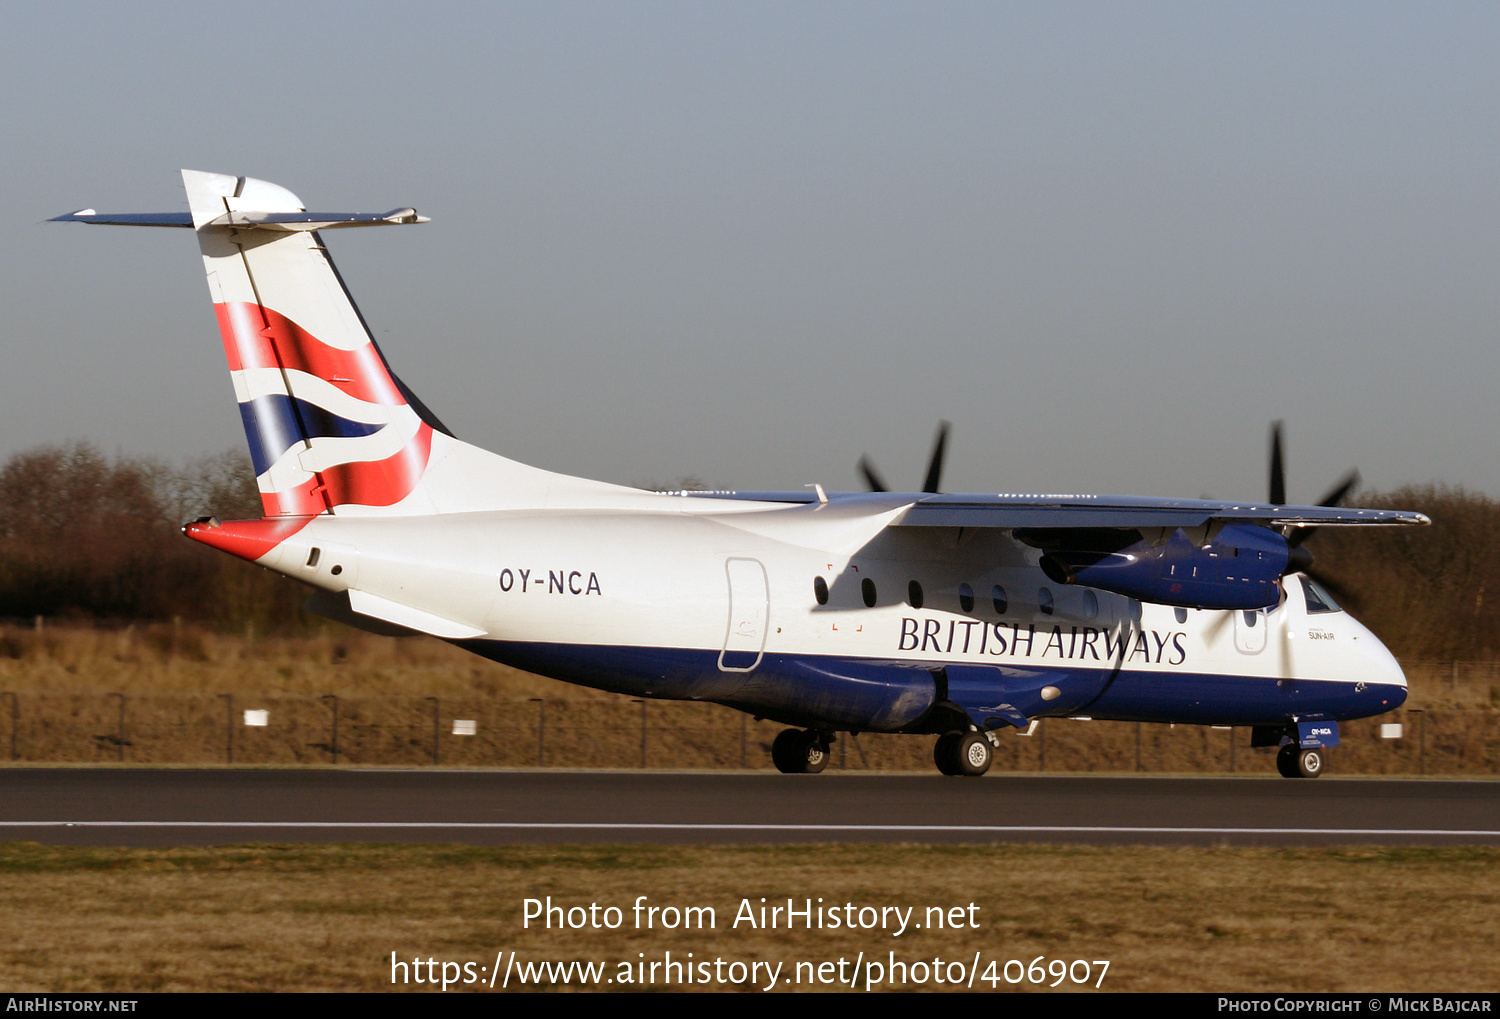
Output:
[1276,743,1324,778]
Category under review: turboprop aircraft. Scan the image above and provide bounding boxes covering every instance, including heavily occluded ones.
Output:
[54,171,1428,779]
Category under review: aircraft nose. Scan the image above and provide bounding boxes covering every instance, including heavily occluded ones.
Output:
[1357,622,1408,708]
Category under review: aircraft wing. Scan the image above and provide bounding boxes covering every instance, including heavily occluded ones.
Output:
[890,493,1429,530]
[681,489,1427,528]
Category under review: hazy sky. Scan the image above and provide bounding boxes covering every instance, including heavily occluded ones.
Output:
[5,2,1499,501]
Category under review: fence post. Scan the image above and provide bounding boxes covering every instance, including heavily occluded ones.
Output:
[219,693,233,764]
[426,697,440,765]
[321,694,339,764]
[850,732,871,770]
[638,700,648,769]
[1038,717,1046,772]
[1417,709,1427,776]
[1,692,16,761]
[740,713,748,769]
[1229,726,1236,774]
[531,698,545,766]
[1135,722,1142,772]
[109,693,126,763]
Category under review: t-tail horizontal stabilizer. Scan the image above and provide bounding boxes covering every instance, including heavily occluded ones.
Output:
[50,209,427,231]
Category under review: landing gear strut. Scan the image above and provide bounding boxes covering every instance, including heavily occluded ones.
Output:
[934,731,992,777]
[1276,743,1324,779]
[771,728,830,774]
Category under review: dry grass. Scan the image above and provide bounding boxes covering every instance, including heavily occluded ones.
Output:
[0,625,1496,773]
[0,622,548,698]
[0,843,1494,992]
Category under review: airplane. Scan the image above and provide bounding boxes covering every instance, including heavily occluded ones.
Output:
[53,171,1429,779]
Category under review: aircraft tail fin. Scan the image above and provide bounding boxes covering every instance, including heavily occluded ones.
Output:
[180,170,450,517]
[58,171,647,521]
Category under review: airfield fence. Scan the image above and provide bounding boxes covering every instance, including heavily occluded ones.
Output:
[0,691,1494,775]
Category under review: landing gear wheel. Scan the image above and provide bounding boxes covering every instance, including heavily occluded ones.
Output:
[771,728,802,773]
[803,733,830,774]
[1276,744,1324,778]
[934,731,992,777]
[955,733,993,776]
[772,728,829,774]
[933,733,962,776]
[1276,744,1299,778]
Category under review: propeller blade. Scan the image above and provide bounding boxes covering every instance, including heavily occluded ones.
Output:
[1306,567,1361,611]
[858,456,889,493]
[1269,420,1286,505]
[1316,469,1361,508]
[1285,535,1317,565]
[922,421,950,494]
[1286,468,1361,549]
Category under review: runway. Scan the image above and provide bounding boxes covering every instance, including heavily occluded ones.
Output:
[0,769,1495,847]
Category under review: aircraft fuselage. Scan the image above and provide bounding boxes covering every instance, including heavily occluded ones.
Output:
[264,498,1408,735]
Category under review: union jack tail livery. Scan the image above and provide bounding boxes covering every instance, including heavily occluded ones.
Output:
[183,171,442,517]
[55,171,638,538]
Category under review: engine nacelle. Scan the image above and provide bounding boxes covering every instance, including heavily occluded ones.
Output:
[1038,524,1288,609]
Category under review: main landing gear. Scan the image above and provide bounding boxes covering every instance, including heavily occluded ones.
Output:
[1276,743,1325,779]
[771,728,831,774]
[934,730,994,777]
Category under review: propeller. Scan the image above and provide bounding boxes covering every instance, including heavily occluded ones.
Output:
[856,457,890,494]
[1266,420,1365,677]
[859,421,951,494]
[1267,420,1361,578]
[1204,421,1363,646]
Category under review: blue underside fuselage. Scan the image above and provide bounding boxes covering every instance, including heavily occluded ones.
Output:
[460,639,1407,734]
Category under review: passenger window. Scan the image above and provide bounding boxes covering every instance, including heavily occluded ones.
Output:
[861,577,877,608]
[1083,590,1098,619]
[958,583,974,613]
[813,576,828,606]
[1174,607,1188,624]
[1039,588,1054,616]
[1242,610,1258,628]
[908,580,924,609]
[992,585,1007,615]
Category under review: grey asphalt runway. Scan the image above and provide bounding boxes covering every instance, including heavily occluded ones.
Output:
[0,769,1495,847]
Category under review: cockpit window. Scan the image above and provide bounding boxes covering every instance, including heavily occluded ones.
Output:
[1300,576,1341,614]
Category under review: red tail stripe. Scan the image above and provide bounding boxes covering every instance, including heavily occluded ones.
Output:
[260,424,435,516]
[214,302,408,406]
